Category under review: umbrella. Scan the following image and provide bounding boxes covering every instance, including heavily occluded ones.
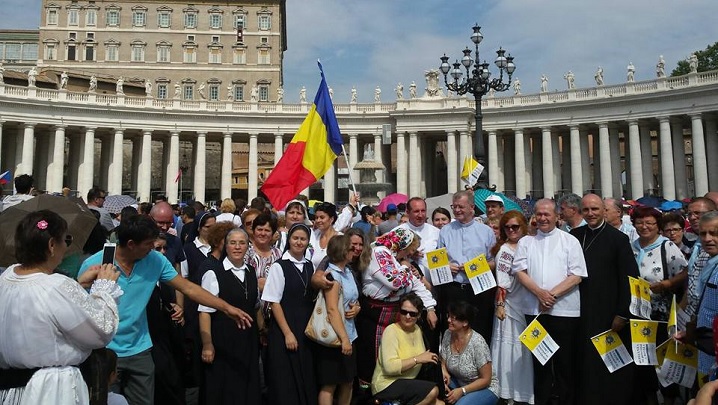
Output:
[473,189,523,215]
[104,194,137,215]
[636,195,665,208]
[659,200,683,212]
[377,193,409,213]
[506,195,534,217]
[0,194,98,267]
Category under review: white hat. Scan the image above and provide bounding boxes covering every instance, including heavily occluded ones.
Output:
[484,195,504,205]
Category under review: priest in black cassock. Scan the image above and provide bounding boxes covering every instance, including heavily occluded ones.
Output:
[570,194,639,405]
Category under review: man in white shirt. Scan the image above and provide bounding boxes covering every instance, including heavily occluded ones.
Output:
[398,197,440,276]
[513,199,587,405]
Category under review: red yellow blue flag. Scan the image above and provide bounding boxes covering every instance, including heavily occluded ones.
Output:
[261,61,343,210]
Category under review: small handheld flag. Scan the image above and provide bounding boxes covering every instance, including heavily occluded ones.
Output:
[0,170,12,185]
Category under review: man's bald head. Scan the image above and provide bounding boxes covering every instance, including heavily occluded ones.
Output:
[581,194,605,228]
[705,192,718,208]
[150,201,174,232]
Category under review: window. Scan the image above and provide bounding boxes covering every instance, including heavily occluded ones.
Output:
[158,11,171,28]
[260,37,268,44]
[211,35,220,43]
[131,42,145,62]
[5,44,21,61]
[209,14,222,29]
[69,32,77,40]
[157,43,171,62]
[85,44,95,61]
[86,9,97,26]
[258,49,270,65]
[187,34,195,41]
[183,46,196,63]
[67,44,76,61]
[68,9,79,25]
[209,84,219,101]
[47,9,58,25]
[209,48,221,64]
[106,9,120,26]
[183,85,193,100]
[234,85,243,101]
[132,10,146,27]
[105,43,119,61]
[259,85,268,102]
[234,14,245,29]
[23,44,38,60]
[184,12,197,28]
[45,43,57,60]
[157,84,168,99]
[258,15,270,30]
[87,32,95,40]
[233,48,246,64]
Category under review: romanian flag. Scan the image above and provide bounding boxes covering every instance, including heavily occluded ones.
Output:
[261,62,343,210]
[0,170,11,185]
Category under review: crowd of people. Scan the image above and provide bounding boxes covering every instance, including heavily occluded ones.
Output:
[3,171,718,405]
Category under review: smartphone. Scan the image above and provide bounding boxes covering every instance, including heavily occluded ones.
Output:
[102,243,116,265]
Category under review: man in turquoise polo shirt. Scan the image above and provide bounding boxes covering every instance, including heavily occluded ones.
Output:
[79,214,252,405]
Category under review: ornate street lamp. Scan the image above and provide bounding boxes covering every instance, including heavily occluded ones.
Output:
[440,24,515,190]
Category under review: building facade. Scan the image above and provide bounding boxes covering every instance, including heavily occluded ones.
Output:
[38,0,286,101]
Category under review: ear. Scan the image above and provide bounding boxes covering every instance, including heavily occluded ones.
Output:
[48,237,57,257]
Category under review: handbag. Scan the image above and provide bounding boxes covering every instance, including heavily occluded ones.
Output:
[305,287,345,347]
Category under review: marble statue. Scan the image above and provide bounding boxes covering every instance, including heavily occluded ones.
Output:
[329,87,334,100]
[277,86,283,103]
[374,86,381,103]
[198,82,206,99]
[174,83,181,99]
[488,87,495,97]
[116,76,124,95]
[594,67,604,86]
[689,53,698,73]
[0,62,4,83]
[626,62,635,82]
[60,71,68,89]
[512,79,521,95]
[28,67,38,88]
[250,85,258,102]
[409,81,417,99]
[88,74,97,92]
[299,86,307,103]
[540,74,548,93]
[144,79,152,96]
[564,71,575,89]
[656,55,666,78]
[227,85,234,101]
[424,70,441,97]
[395,82,404,99]
[363,143,374,160]
[350,86,357,103]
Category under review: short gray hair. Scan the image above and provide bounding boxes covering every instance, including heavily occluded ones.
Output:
[699,211,718,226]
[558,193,581,210]
[453,190,474,205]
[535,198,557,213]
[604,198,623,214]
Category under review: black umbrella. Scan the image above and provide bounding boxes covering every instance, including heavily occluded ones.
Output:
[0,194,98,267]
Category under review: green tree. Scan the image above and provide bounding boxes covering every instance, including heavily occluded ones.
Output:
[671,41,718,76]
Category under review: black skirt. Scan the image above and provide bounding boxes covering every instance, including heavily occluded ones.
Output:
[313,342,357,386]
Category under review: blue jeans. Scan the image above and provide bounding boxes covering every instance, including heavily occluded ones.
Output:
[450,377,498,405]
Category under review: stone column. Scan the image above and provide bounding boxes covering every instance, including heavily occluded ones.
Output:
[691,114,709,196]
[137,130,152,202]
[598,123,612,197]
[130,136,141,196]
[609,126,622,198]
[627,120,644,199]
[348,134,358,183]
[221,132,233,200]
[541,127,554,198]
[487,131,499,189]
[705,117,718,191]
[46,125,66,194]
[108,129,124,195]
[165,131,180,203]
[35,133,50,191]
[497,136,507,193]
[17,123,35,176]
[639,123,654,194]
[396,132,407,195]
[569,125,583,195]
[274,133,283,165]
[324,161,336,202]
[551,132,561,194]
[446,130,459,193]
[77,127,95,199]
[374,133,386,197]
[671,120,688,199]
[408,132,420,197]
[160,139,170,196]
[459,131,470,165]
[99,137,111,190]
[194,132,207,203]
[524,133,533,196]
[248,133,258,201]
[580,129,591,192]
[514,129,527,198]
[658,117,676,200]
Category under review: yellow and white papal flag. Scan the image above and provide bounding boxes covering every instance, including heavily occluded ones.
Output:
[520,317,560,365]
[590,329,633,373]
[425,248,453,286]
[630,319,659,365]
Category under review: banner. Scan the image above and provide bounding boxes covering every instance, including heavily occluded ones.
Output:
[657,341,698,388]
[630,319,659,365]
[464,254,496,295]
[425,248,453,286]
[520,317,559,366]
[590,329,633,373]
[629,276,652,318]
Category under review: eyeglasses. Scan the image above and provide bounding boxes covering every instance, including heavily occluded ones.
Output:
[450,204,470,211]
[504,225,521,232]
[399,309,419,318]
[228,240,248,246]
[687,211,708,218]
[663,227,682,234]
[64,235,74,247]
[635,221,658,228]
[243,221,253,227]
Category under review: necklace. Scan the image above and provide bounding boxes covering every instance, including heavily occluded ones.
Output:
[231,269,248,300]
[450,330,471,354]
[293,264,309,297]
[582,222,607,252]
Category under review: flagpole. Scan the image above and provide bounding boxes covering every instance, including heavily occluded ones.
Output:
[340,144,358,198]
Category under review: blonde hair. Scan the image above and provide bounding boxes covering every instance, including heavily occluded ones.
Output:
[220,198,236,214]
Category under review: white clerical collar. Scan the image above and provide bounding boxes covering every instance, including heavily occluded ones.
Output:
[588,221,606,231]
[222,257,247,272]
[537,227,559,237]
[281,250,307,264]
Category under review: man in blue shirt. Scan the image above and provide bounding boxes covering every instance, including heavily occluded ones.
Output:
[437,189,497,342]
[79,215,252,405]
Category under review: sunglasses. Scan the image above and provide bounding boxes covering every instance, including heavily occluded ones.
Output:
[65,235,74,247]
[399,309,419,318]
[504,225,521,232]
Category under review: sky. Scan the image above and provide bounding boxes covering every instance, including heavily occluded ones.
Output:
[3,0,718,103]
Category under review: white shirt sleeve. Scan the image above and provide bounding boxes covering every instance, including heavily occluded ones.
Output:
[180,259,188,278]
[333,206,355,232]
[566,236,588,278]
[54,278,119,350]
[198,270,219,313]
[261,262,286,303]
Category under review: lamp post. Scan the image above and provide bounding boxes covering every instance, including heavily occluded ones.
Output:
[440,24,515,190]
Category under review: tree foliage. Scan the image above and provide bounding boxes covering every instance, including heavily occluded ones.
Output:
[671,42,718,76]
